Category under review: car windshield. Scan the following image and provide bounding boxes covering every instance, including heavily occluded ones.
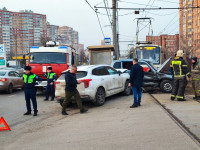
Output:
[30,52,66,64]
[136,46,161,65]
[0,71,6,76]
[59,71,87,80]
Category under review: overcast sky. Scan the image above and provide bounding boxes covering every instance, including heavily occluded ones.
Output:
[1,0,179,54]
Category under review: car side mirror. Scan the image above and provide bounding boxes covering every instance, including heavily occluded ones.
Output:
[118,71,122,76]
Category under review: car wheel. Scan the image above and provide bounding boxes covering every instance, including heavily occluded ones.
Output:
[94,87,106,106]
[123,81,131,96]
[7,84,13,94]
[160,80,172,93]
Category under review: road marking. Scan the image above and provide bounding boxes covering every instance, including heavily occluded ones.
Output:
[8,95,16,98]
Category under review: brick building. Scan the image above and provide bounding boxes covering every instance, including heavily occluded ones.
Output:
[146,34,179,59]
[0,8,47,59]
[180,0,200,58]
[47,22,59,41]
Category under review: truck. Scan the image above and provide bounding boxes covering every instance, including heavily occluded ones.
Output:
[27,41,76,90]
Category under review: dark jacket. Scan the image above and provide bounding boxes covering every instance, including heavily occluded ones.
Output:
[129,63,144,88]
[170,57,191,78]
[65,71,78,92]
[23,72,42,89]
[45,71,57,85]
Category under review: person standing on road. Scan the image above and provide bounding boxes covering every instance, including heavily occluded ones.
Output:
[44,67,57,101]
[61,66,88,115]
[191,57,200,100]
[23,66,41,116]
[128,58,144,108]
[170,50,191,101]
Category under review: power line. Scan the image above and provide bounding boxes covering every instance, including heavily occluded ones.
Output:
[145,0,156,17]
[104,0,112,26]
[85,0,105,38]
[94,6,200,10]
[119,0,158,8]
[157,14,178,35]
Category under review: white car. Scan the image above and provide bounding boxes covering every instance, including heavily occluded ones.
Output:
[55,65,131,106]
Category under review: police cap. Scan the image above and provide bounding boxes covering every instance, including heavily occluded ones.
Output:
[24,66,32,71]
[47,66,52,70]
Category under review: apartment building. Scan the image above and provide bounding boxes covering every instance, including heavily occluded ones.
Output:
[0,8,47,59]
[180,0,200,58]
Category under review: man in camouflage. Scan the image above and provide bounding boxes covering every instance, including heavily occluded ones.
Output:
[191,57,200,100]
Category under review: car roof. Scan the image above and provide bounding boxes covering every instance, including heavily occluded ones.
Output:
[112,59,149,63]
[61,64,110,73]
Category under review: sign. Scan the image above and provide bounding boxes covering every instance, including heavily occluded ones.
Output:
[0,117,10,131]
[104,38,111,45]
[139,46,156,50]
[0,44,6,68]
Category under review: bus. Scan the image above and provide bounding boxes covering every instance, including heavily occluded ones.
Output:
[130,44,162,68]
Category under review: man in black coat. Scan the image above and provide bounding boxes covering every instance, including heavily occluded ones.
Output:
[61,66,88,115]
[129,58,144,108]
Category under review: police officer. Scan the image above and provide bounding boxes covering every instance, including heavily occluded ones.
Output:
[44,67,57,101]
[62,66,88,115]
[170,50,191,101]
[23,66,41,116]
[191,57,200,100]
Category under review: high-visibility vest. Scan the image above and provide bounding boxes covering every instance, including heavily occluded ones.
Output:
[47,72,56,79]
[23,74,36,83]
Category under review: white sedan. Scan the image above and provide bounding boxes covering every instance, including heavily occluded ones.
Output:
[55,65,131,106]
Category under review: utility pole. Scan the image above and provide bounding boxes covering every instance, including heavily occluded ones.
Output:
[14,34,18,70]
[112,0,119,60]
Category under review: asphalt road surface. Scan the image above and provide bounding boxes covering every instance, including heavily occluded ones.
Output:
[0,90,199,150]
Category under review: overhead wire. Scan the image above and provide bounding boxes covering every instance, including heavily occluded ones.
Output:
[85,0,105,38]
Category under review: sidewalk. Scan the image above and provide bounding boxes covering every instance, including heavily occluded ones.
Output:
[153,93,200,141]
[2,94,200,150]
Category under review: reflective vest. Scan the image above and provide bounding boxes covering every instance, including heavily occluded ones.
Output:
[47,72,56,79]
[23,74,36,83]
[170,57,190,78]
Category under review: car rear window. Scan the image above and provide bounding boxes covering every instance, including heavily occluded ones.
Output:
[122,62,133,70]
[58,71,88,80]
[0,71,6,76]
[113,62,121,69]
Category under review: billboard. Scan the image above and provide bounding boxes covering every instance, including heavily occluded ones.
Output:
[0,44,6,68]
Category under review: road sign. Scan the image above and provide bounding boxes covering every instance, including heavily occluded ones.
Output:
[104,38,111,45]
[0,117,10,131]
[0,44,6,68]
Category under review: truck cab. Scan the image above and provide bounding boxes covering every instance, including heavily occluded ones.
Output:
[27,41,75,90]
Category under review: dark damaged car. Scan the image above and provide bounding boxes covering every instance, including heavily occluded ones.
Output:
[111,58,173,93]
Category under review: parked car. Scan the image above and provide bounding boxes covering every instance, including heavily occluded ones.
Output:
[55,65,131,106]
[111,58,173,93]
[0,70,24,93]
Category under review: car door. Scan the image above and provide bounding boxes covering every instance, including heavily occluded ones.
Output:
[14,72,23,88]
[139,62,158,87]
[106,67,123,90]
[8,71,17,88]
[91,66,111,91]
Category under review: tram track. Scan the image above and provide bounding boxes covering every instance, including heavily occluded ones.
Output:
[148,92,200,148]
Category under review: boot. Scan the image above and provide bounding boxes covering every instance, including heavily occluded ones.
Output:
[24,112,31,115]
[130,104,138,108]
[44,99,48,101]
[80,108,88,114]
[33,112,38,116]
[196,96,200,100]
[51,99,54,101]
[177,98,186,101]
[171,97,175,101]
[62,111,68,115]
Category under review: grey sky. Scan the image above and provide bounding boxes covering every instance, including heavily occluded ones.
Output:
[1,0,179,54]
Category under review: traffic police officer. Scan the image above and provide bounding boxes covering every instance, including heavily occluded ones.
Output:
[170,50,191,101]
[191,57,200,100]
[23,66,41,116]
[44,67,57,101]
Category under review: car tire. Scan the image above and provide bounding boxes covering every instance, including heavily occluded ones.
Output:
[94,87,106,106]
[160,80,172,93]
[7,84,13,94]
[122,80,131,96]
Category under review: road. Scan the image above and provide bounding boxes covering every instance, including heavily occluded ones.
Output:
[0,90,200,150]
